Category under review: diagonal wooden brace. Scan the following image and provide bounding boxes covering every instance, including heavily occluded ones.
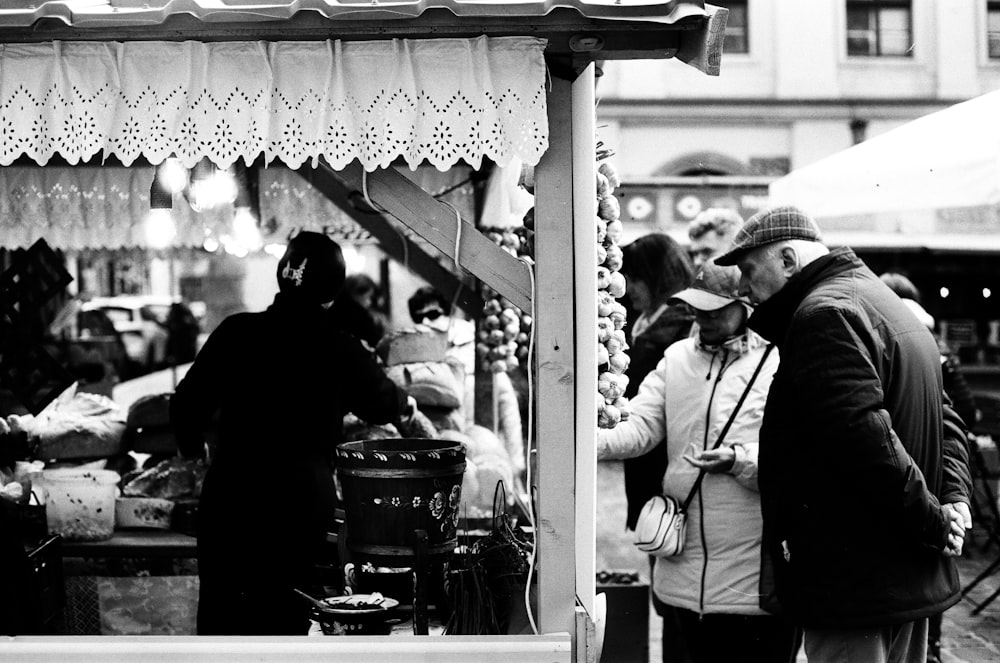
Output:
[326,160,533,313]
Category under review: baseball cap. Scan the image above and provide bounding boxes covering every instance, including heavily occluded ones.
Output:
[670,260,745,311]
[276,231,346,305]
[714,205,823,266]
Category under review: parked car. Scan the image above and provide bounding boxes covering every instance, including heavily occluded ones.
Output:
[81,296,178,373]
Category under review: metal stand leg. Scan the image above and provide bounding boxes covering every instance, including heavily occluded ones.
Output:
[961,554,1000,599]
[972,582,1000,616]
[412,529,429,635]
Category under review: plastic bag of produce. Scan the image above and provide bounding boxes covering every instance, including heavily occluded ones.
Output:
[29,383,127,461]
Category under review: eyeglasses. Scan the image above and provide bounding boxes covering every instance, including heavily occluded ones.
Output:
[419,309,444,321]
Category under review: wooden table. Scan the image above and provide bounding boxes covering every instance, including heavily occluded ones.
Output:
[59,529,197,558]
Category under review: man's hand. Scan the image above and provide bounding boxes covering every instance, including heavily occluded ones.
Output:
[947,501,973,530]
[683,447,736,474]
[942,503,970,557]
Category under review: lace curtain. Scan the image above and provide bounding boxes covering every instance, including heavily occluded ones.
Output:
[0,164,479,250]
[0,36,549,171]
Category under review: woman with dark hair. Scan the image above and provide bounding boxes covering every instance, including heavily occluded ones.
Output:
[618,233,696,536]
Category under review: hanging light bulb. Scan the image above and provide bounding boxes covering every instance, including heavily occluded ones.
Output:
[232,207,262,252]
[149,170,173,210]
[264,243,286,258]
[340,243,366,274]
[187,158,216,212]
[210,168,240,207]
[145,209,177,249]
[157,157,189,194]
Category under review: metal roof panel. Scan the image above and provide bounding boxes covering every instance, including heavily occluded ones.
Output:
[0,0,708,28]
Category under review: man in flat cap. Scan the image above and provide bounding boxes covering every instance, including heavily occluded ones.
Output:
[715,206,972,662]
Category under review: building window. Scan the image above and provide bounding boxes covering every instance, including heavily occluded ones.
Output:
[715,1,749,54]
[989,2,1000,58]
[846,1,912,56]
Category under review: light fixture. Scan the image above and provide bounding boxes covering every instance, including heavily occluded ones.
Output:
[341,244,366,274]
[145,209,177,249]
[264,243,286,258]
[157,158,188,194]
[149,169,173,210]
[940,287,950,298]
[232,207,262,251]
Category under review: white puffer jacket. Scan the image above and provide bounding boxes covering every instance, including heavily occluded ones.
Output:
[598,331,778,615]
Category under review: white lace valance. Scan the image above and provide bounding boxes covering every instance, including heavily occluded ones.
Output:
[0,36,549,171]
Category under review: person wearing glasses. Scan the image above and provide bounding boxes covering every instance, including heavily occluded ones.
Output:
[407,286,475,374]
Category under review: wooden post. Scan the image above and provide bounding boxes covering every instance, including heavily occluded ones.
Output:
[571,63,598,623]
[533,71,577,637]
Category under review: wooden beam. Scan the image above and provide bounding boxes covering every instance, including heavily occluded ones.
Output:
[295,164,483,317]
[534,72,578,638]
[331,161,532,313]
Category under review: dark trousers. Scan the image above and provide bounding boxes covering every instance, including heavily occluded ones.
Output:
[802,618,927,663]
[659,604,802,663]
[197,574,310,635]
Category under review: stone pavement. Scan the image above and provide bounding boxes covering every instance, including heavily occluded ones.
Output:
[940,550,1000,663]
[596,461,1000,663]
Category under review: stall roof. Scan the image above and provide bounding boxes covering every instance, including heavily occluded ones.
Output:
[0,0,727,76]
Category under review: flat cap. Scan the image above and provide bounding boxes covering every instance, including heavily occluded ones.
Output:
[715,205,822,266]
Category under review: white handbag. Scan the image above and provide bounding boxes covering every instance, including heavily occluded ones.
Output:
[633,494,687,556]
[632,345,774,558]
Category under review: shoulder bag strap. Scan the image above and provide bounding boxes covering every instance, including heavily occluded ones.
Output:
[680,343,774,513]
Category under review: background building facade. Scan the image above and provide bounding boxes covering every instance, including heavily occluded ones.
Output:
[596,0,1000,377]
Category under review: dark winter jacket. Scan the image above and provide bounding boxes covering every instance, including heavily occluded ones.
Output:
[622,303,695,530]
[171,291,405,633]
[748,246,971,627]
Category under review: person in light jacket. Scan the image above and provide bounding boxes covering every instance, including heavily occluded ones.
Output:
[598,259,799,663]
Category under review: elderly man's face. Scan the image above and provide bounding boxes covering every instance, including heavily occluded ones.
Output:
[689,231,731,269]
[735,246,789,305]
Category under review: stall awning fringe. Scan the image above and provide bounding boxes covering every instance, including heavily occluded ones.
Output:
[0,37,549,172]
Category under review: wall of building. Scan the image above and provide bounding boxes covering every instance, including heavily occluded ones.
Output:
[597,0,1000,178]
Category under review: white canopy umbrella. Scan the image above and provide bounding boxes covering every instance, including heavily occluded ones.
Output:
[768,89,1000,251]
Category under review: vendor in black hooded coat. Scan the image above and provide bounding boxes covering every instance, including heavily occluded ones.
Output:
[170,231,410,635]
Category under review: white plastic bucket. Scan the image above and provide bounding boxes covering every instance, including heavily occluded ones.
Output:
[41,468,120,541]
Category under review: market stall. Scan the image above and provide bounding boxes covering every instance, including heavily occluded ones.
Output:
[0,2,728,661]
[768,88,1000,251]
[768,89,1000,387]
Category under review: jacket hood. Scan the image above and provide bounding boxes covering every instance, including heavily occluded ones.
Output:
[747,246,859,346]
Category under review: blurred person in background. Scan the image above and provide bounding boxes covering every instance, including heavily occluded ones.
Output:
[171,231,417,635]
[598,260,797,663]
[164,300,201,366]
[328,272,389,350]
[687,207,745,269]
[879,272,979,428]
[879,270,978,663]
[407,285,475,375]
